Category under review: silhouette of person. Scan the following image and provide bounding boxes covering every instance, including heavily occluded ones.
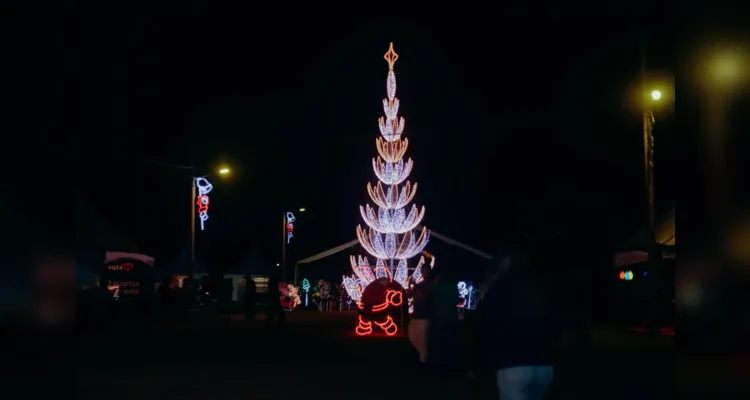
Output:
[244,275,257,321]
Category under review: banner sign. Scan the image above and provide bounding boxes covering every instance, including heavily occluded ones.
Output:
[101,251,155,301]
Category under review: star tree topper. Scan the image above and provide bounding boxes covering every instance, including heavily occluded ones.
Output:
[384,42,399,71]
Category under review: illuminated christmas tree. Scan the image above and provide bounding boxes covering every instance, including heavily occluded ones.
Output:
[343,43,433,335]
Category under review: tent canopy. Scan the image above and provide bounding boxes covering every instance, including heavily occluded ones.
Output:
[295,227,491,266]
[621,208,675,250]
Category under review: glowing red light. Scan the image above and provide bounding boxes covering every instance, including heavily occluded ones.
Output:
[375,315,398,336]
[355,315,373,336]
[355,289,403,336]
[197,195,209,213]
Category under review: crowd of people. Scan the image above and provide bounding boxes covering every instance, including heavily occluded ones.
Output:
[407,238,565,400]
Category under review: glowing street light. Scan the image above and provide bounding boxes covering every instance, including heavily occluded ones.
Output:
[691,42,749,222]
[218,167,230,175]
[299,208,306,212]
[705,48,747,90]
[637,78,672,261]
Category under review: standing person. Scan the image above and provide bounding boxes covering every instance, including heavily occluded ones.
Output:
[244,275,257,322]
[266,273,283,329]
[477,240,562,400]
[426,267,460,374]
[408,263,434,364]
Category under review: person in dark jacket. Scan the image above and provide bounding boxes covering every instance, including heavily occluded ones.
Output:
[244,275,257,321]
[426,267,460,374]
[266,273,285,329]
[477,241,562,400]
[408,263,434,363]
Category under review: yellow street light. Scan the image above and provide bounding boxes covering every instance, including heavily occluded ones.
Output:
[708,50,746,88]
[651,89,662,101]
[299,208,306,212]
[218,167,230,175]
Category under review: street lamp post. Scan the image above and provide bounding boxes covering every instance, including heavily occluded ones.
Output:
[281,208,305,283]
[190,178,197,280]
[643,91,658,261]
[188,166,230,280]
[281,212,287,275]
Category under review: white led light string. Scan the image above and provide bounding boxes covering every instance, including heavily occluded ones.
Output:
[344,43,432,308]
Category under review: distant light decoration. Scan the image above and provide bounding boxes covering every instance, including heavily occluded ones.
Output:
[457,281,469,308]
[457,281,469,298]
[195,177,214,231]
[283,284,301,311]
[466,281,478,310]
[285,212,296,244]
[312,279,331,311]
[319,279,330,299]
[619,270,634,281]
[107,284,120,300]
[347,43,433,336]
[301,278,311,306]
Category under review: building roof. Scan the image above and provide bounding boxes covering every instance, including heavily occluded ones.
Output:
[621,207,675,250]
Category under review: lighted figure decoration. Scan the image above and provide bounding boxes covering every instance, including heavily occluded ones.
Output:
[286,212,296,244]
[301,278,311,306]
[312,279,331,311]
[619,270,634,281]
[280,283,301,311]
[343,43,432,336]
[457,281,469,308]
[195,177,214,231]
[319,279,331,299]
[466,281,478,310]
[337,282,353,311]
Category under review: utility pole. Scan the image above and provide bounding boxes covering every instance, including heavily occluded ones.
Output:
[643,110,657,260]
[281,212,287,278]
[641,34,657,262]
[189,177,196,280]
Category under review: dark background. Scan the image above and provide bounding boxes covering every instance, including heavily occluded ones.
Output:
[67,10,673,279]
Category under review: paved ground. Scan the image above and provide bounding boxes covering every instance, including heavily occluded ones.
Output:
[76,310,674,399]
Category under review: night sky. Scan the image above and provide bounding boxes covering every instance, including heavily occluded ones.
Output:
[72,11,674,279]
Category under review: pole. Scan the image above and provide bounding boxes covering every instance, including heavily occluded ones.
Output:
[293,264,298,286]
[281,212,286,278]
[640,34,657,262]
[707,98,727,225]
[643,111,656,260]
[189,177,196,280]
